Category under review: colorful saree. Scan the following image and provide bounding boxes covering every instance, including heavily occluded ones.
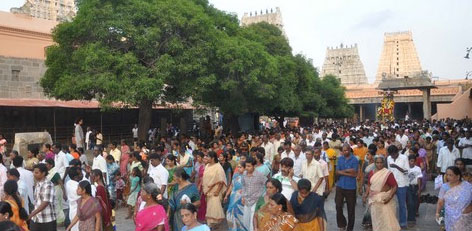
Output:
[439,181,472,231]
[226,173,246,231]
[263,213,298,231]
[169,183,200,231]
[5,199,29,231]
[166,166,177,198]
[77,197,102,231]
[120,145,130,177]
[95,185,112,227]
[197,164,207,221]
[135,204,169,231]
[368,168,400,231]
[202,163,227,225]
[290,191,327,231]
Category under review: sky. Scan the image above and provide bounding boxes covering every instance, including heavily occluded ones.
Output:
[1,0,471,83]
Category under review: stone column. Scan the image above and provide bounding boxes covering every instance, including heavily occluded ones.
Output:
[422,88,431,120]
[359,105,364,121]
[374,104,378,121]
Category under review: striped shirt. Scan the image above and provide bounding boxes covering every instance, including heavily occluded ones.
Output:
[32,178,56,223]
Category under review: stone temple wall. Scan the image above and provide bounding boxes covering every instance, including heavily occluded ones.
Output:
[321,44,368,85]
[0,56,47,99]
[240,7,285,35]
[375,31,423,84]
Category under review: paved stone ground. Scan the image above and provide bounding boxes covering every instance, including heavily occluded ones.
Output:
[58,181,440,231]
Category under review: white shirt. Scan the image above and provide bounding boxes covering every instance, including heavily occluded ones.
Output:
[92,155,108,181]
[273,173,300,200]
[132,127,138,138]
[17,179,29,214]
[408,165,423,185]
[396,134,409,149]
[17,167,35,209]
[437,146,460,173]
[55,151,69,179]
[0,164,7,198]
[292,153,306,178]
[261,141,276,163]
[459,137,472,159]
[306,139,316,147]
[387,154,410,187]
[148,164,169,198]
[281,150,295,161]
[66,180,80,231]
[301,159,324,195]
[85,131,92,143]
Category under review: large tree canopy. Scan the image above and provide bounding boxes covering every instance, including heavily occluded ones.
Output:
[42,0,352,137]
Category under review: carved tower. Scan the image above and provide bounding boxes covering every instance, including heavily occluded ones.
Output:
[240,7,285,36]
[375,31,423,84]
[10,0,76,22]
[321,43,368,85]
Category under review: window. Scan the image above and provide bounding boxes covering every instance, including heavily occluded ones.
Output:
[11,70,20,81]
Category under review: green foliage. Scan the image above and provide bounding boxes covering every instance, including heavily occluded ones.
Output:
[319,75,354,118]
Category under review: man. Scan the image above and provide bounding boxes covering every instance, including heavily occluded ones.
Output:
[0,134,6,155]
[92,146,107,184]
[306,134,316,147]
[387,145,409,229]
[148,154,169,198]
[29,163,56,231]
[437,138,460,174]
[292,145,306,178]
[273,157,300,200]
[458,130,472,169]
[335,144,358,231]
[132,124,138,141]
[261,135,275,164]
[301,148,324,196]
[7,168,29,214]
[85,127,92,150]
[13,156,34,213]
[272,133,282,152]
[396,129,409,149]
[241,157,267,231]
[74,118,84,149]
[323,141,337,189]
[65,167,83,231]
[314,147,330,195]
[280,141,295,160]
[108,142,121,165]
[53,143,69,179]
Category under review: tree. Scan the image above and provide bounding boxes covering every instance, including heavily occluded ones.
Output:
[318,75,354,118]
[41,0,224,141]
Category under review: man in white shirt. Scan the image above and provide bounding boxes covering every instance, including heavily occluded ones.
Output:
[148,154,169,198]
[53,143,69,179]
[272,134,282,153]
[12,156,34,213]
[292,145,306,178]
[132,124,138,140]
[306,134,316,147]
[273,157,299,200]
[407,154,422,225]
[92,147,108,184]
[314,148,330,195]
[280,141,295,160]
[108,142,121,165]
[301,149,324,196]
[85,127,92,150]
[437,139,460,174]
[387,145,409,228]
[458,131,472,168]
[66,167,83,231]
[261,135,275,164]
[396,129,409,149]
[75,118,85,149]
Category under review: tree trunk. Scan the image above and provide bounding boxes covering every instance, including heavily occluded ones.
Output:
[138,99,152,143]
[223,113,240,136]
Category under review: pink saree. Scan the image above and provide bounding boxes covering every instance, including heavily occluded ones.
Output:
[135,204,169,231]
[120,145,130,177]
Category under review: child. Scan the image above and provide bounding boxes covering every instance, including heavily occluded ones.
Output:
[126,167,142,219]
[115,175,125,207]
[110,200,117,231]
[407,154,422,227]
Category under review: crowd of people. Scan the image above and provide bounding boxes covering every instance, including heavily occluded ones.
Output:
[0,117,471,231]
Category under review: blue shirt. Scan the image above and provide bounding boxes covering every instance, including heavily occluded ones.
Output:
[336,154,359,190]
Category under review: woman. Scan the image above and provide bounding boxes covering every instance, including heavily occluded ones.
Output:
[69,144,80,160]
[105,155,120,200]
[3,180,28,231]
[436,166,472,231]
[42,143,55,160]
[290,179,327,231]
[255,153,270,178]
[0,202,12,222]
[224,162,245,231]
[219,153,233,187]
[196,153,207,222]
[202,151,227,228]
[166,155,178,198]
[254,179,283,230]
[127,167,143,219]
[263,193,298,231]
[361,150,375,228]
[363,155,400,231]
[168,168,200,231]
[179,145,194,177]
[91,169,112,230]
[24,148,39,170]
[181,203,210,231]
[67,181,102,231]
[135,183,169,231]
[120,139,130,177]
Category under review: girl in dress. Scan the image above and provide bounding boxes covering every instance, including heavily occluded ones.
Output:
[127,167,143,219]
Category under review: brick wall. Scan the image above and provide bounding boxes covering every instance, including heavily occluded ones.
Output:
[0,56,47,99]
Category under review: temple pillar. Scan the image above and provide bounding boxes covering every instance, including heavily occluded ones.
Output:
[374,104,378,121]
[359,105,364,121]
[422,88,431,120]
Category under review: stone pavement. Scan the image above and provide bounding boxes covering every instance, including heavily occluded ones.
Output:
[58,181,441,231]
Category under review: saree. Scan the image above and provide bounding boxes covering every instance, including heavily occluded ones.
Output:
[226,173,246,231]
[120,145,130,177]
[368,168,400,231]
[167,166,177,198]
[202,163,227,225]
[255,197,271,230]
[290,191,327,231]
[439,181,472,231]
[197,165,207,221]
[95,185,112,227]
[263,213,298,231]
[255,164,270,177]
[5,199,29,231]
[179,152,194,177]
[135,204,169,231]
[169,183,200,231]
[77,197,102,231]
